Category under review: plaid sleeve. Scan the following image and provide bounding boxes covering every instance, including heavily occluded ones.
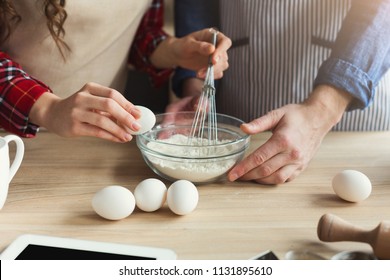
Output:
[0,52,51,138]
[128,0,173,88]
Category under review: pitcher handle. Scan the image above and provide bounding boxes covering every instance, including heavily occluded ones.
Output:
[4,135,25,182]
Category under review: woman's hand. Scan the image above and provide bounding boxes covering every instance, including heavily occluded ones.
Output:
[165,77,204,114]
[150,28,232,79]
[29,82,141,142]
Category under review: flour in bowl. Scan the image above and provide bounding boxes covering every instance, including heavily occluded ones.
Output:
[146,134,239,183]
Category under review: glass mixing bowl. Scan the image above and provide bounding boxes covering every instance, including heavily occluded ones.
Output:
[136,112,250,184]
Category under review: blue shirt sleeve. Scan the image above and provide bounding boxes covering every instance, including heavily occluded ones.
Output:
[314,0,390,110]
[172,0,220,97]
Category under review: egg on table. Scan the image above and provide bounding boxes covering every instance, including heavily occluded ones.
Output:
[167,180,199,215]
[332,170,372,203]
[134,178,167,212]
[92,185,135,220]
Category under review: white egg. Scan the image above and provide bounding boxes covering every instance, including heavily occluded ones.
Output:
[134,178,167,212]
[167,180,199,215]
[92,185,135,220]
[127,105,156,135]
[332,170,372,202]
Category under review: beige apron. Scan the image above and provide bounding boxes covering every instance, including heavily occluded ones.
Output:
[2,0,152,98]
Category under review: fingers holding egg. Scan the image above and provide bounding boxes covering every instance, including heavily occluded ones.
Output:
[124,105,156,135]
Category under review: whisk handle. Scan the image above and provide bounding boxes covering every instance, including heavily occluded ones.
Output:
[207,29,218,66]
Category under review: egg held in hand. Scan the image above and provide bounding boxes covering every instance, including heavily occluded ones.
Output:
[332,170,372,202]
[167,180,199,215]
[127,105,156,135]
[92,185,135,220]
[134,178,167,212]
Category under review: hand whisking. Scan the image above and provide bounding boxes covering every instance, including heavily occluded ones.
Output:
[188,28,218,146]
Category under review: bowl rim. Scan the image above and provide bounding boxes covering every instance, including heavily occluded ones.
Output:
[137,111,250,148]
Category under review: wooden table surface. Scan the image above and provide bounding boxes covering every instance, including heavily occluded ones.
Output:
[1,131,390,260]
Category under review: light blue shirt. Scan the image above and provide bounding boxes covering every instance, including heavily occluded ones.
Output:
[313,0,390,110]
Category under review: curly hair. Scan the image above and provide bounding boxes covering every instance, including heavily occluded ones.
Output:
[0,0,70,59]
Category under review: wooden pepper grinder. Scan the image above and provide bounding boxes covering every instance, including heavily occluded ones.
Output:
[317,213,390,259]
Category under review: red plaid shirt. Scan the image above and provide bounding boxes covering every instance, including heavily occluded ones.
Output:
[0,0,172,138]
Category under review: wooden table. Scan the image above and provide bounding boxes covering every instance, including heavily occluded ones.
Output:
[1,131,390,260]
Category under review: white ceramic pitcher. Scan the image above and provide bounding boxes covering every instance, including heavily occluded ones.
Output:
[0,135,24,210]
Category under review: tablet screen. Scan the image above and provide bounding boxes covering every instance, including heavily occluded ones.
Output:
[0,234,176,260]
[15,244,155,260]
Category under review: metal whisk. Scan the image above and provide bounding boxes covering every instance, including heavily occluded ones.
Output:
[188,29,218,146]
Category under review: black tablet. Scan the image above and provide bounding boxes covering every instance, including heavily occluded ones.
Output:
[0,234,177,260]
